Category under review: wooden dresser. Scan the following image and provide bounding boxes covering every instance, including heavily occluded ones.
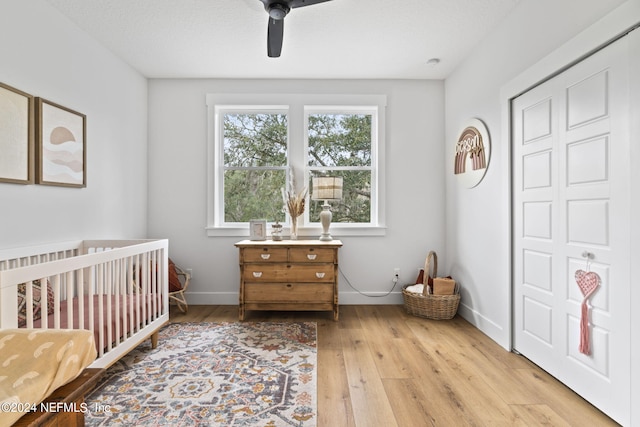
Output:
[235,240,342,320]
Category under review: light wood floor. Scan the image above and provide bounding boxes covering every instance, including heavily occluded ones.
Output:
[169,305,617,427]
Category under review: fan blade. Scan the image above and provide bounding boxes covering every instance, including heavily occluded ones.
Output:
[289,0,331,8]
[267,17,284,57]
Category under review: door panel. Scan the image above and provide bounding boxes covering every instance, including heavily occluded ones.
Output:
[513,33,631,425]
[566,70,609,128]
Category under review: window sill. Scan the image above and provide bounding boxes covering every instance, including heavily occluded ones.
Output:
[206,225,387,238]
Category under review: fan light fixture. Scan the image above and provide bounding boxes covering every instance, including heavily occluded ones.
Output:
[268,3,290,19]
[312,176,343,241]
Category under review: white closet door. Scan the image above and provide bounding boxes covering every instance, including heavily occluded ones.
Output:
[513,33,632,425]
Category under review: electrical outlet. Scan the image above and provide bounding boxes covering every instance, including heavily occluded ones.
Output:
[186,268,193,279]
[394,268,400,278]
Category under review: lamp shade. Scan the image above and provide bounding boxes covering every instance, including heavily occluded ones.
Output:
[312,176,343,201]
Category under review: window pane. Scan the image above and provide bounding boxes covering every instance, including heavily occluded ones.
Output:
[309,170,371,223]
[224,169,286,222]
[224,113,287,167]
[307,114,371,167]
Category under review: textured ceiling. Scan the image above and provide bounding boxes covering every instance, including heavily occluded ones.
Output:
[45,0,522,79]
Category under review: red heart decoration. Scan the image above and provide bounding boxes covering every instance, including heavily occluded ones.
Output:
[575,269,600,299]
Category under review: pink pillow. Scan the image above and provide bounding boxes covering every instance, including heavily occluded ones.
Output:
[17,279,54,327]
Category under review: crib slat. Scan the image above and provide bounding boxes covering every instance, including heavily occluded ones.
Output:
[66,271,74,329]
[88,265,95,342]
[114,259,121,347]
[25,280,34,329]
[153,251,157,320]
[77,268,84,330]
[97,263,104,358]
[127,257,134,337]
[107,261,113,352]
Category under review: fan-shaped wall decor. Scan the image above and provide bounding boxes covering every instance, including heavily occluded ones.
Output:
[454,118,491,188]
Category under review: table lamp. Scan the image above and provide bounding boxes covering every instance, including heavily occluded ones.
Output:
[311,176,343,241]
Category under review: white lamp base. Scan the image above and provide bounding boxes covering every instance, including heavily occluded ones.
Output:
[319,202,333,241]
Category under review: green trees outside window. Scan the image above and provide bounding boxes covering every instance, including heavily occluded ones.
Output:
[307,113,372,224]
[221,109,374,225]
[223,113,288,222]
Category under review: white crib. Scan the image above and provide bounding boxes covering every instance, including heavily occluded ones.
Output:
[0,239,169,369]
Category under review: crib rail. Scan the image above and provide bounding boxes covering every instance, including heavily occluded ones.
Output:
[0,239,169,368]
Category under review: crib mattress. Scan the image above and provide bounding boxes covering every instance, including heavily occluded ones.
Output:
[30,294,161,354]
[0,329,96,426]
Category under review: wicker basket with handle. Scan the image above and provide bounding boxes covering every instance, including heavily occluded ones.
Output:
[402,251,460,320]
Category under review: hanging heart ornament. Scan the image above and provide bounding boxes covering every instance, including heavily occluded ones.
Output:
[575,269,601,355]
[575,269,600,299]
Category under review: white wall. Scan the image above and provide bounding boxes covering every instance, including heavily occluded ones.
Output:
[0,0,148,249]
[147,79,445,305]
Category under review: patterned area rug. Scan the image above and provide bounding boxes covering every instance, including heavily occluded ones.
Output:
[86,322,317,426]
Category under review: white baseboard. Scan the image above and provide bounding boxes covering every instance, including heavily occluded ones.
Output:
[457,302,509,350]
[185,292,238,305]
[185,291,405,306]
[338,291,404,305]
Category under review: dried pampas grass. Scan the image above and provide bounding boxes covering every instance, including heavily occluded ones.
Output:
[283,167,307,220]
[286,187,307,219]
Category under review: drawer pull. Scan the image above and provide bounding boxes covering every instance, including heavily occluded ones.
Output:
[315,272,325,279]
[286,283,293,288]
[252,272,263,278]
[261,254,271,260]
[307,254,317,260]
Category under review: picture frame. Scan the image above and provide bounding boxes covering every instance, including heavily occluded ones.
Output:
[249,219,267,241]
[35,97,86,187]
[0,82,34,184]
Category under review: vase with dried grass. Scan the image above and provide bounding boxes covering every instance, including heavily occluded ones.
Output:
[282,170,307,240]
[285,187,307,239]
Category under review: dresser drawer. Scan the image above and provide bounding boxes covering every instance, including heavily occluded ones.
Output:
[242,247,288,263]
[243,263,335,282]
[289,247,336,263]
[245,283,334,303]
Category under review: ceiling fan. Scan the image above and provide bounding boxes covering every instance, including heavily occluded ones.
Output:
[258,0,331,57]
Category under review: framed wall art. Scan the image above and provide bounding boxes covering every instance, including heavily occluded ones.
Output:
[36,98,86,187]
[249,219,267,241]
[0,82,34,184]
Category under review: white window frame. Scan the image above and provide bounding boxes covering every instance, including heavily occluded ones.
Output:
[206,93,387,237]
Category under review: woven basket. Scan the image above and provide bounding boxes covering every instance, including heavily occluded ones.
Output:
[402,251,460,320]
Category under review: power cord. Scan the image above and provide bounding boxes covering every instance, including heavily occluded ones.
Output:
[338,266,401,298]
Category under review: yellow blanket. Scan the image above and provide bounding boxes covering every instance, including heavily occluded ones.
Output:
[0,329,96,426]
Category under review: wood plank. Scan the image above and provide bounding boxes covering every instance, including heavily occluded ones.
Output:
[357,305,415,379]
[509,404,572,427]
[383,379,439,427]
[341,328,399,427]
[337,305,362,330]
[510,367,616,426]
[317,348,356,427]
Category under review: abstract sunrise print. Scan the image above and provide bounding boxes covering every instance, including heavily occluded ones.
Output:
[40,102,84,186]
